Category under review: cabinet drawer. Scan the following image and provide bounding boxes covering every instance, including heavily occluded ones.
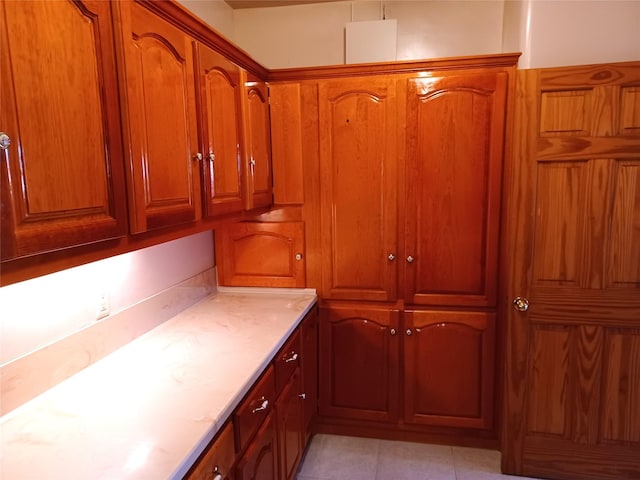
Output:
[185,421,235,479]
[274,330,301,397]
[235,365,276,452]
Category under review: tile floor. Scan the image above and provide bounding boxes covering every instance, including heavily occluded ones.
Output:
[296,434,543,480]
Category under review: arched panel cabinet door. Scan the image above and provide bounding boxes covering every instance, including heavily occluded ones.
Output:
[114,1,200,234]
[403,309,496,430]
[1,0,127,260]
[241,72,273,211]
[319,304,400,423]
[236,411,279,480]
[195,43,244,218]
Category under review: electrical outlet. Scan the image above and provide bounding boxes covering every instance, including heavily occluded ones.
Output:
[96,289,110,320]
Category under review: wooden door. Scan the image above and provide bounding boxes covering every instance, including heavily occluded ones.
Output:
[195,43,244,217]
[319,304,400,422]
[318,76,398,301]
[301,307,319,440]
[402,71,507,307]
[215,221,305,287]
[502,62,640,480]
[276,370,304,480]
[236,411,278,480]
[116,1,200,233]
[404,310,495,430]
[0,0,127,260]
[242,73,273,210]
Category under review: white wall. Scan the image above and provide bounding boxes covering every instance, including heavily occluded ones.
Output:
[176,0,235,40]
[0,232,214,364]
[232,0,505,69]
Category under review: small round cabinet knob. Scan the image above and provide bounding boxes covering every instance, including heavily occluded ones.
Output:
[406,255,415,263]
[212,466,223,480]
[388,253,396,261]
[193,152,203,161]
[406,329,413,336]
[0,132,11,150]
[513,296,530,312]
[390,328,397,336]
[295,253,303,261]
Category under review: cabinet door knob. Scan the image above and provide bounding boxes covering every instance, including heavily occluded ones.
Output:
[251,397,269,414]
[513,296,529,312]
[212,466,223,480]
[406,255,415,263]
[284,352,299,363]
[0,132,11,150]
[193,152,203,161]
[388,253,396,261]
[208,152,216,163]
[298,393,306,400]
[295,253,303,261]
[390,328,397,336]
[406,328,413,336]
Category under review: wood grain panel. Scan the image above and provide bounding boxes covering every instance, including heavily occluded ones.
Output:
[1,0,127,259]
[404,310,495,429]
[533,162,586,285]
[526,325,570,437]
[270,83,305,205]
[215,221,305,287]
[403,71,507,307]
[539,90,590,136]
[318,76,397,301]
[319,305,399,422]
[602,329,640,445]
[619,86,640,135]
[196,43,243,217]
[608,160,640,286]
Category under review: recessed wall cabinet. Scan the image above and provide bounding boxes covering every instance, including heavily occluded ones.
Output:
[0,0,128,260]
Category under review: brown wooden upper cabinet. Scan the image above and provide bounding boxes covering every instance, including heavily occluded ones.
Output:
[241,72,274,211]
[0,0,128,260]
[195,43,245,218]
[115,1,201,234]
[318,75,399,302]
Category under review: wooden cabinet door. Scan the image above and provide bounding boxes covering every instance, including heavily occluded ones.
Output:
[116,1,200,233]
[404,310,495,430]
[502,62,640,480]
[0,0,127,260]
[236,411,278,480]
[215,221,305,287]
[402,71,507,308]
[318,76,398,301]
[301,307,319,440]
[319,304,400,422]
[185,422,236,480]
[241,73,272,210]
[276,370,304,480]
[196,43,244,217]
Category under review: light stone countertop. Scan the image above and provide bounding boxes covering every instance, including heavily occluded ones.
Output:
[0,288,318,480]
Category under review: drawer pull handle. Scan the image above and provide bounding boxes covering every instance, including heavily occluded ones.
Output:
[298,393,306,400]
[212,466,223,480]
[251,397,269,414]
[284,352,299,363]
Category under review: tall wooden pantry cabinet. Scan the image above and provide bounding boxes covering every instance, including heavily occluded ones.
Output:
[266,55,519,443]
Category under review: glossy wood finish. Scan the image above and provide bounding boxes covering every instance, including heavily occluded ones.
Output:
[501,61,640,480]
[269,83,305,205]
[242,73,273,210]
[186,421,236,480]
[196,43,244,217]
[236,411,279,480]
[404,310,495,429]
[276,370,304,480]
[235,365,276,453]
[215,221,306,287]
[116,0,200,233]
[274,330,301,396]
[300,307,319,441]
[0,0,127,260]
[319,304,400,423]
[402,71,507,307]
[318,76,398,301]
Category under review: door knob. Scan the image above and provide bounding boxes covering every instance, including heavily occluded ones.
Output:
[388,253,396,261]
[0,132,11,150]
[405,328,413,336]
[406,255,414,263]
[513,296,529,312]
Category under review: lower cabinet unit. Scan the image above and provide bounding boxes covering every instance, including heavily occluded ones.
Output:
[403,310,495,430]
[185,306,318,480]
[319,304,400,423]
[236,411,279,480]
